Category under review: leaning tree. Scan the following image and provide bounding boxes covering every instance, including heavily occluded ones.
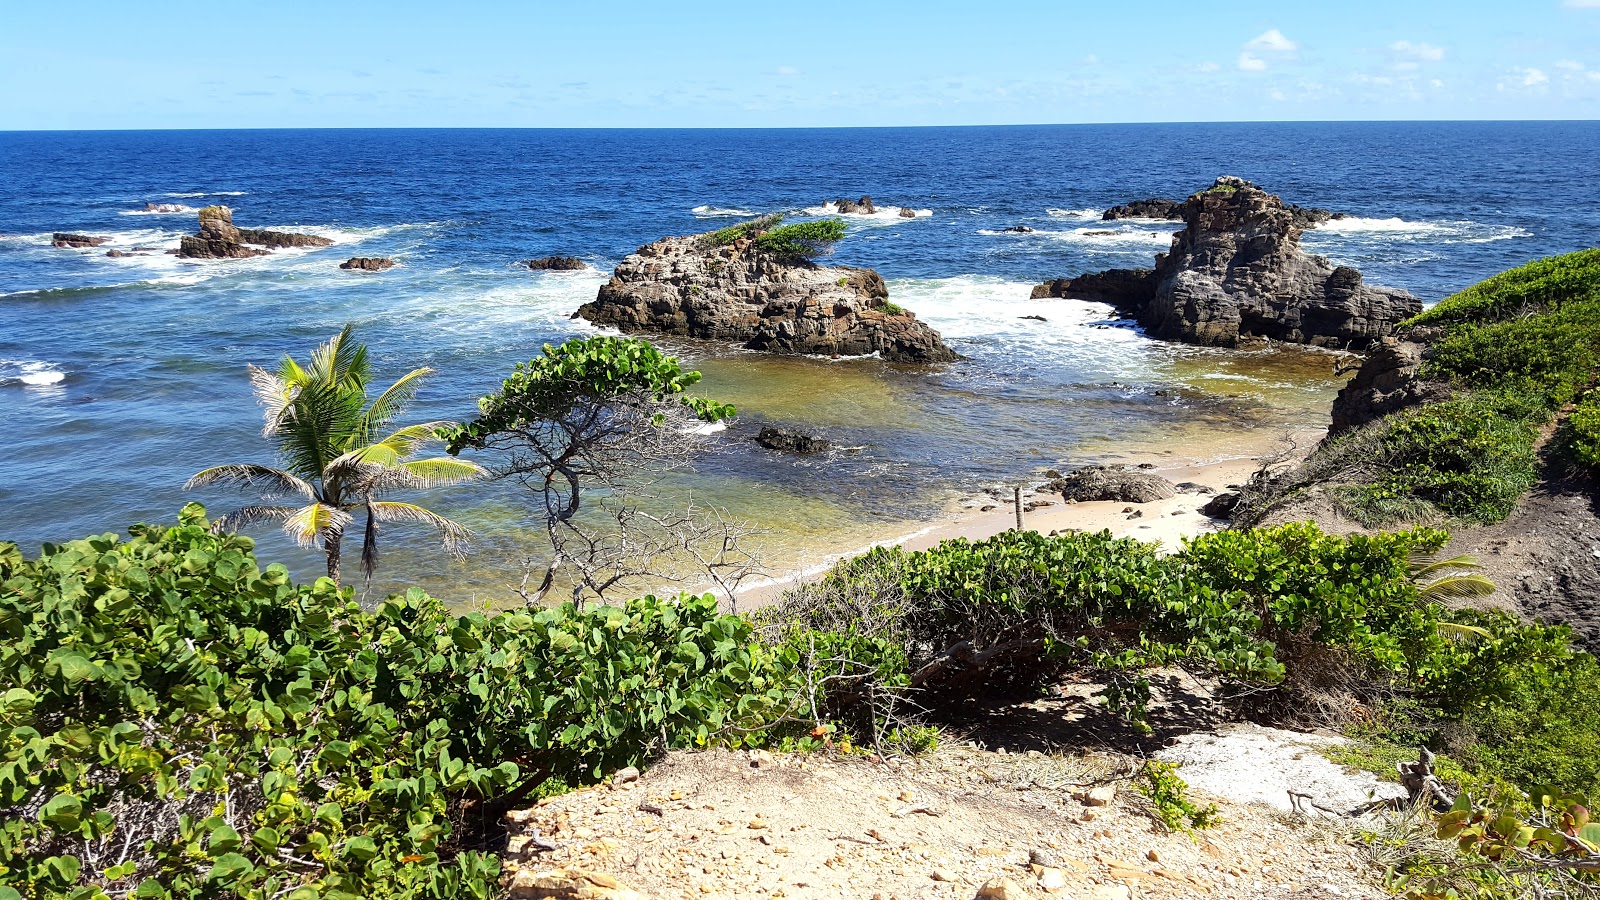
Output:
[441,335,760,608]
[188,325,483,585]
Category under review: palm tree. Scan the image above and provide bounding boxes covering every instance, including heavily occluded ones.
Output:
[187,325,484,585]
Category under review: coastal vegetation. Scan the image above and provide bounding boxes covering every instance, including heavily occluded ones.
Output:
[696,214,848,261]
[185,326,483,585]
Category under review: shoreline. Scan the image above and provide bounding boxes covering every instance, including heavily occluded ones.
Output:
[733,427,1321,609]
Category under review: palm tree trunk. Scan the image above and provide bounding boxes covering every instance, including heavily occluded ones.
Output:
[325,532,342,585]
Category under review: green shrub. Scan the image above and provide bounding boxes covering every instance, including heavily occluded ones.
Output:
[879,301,904,315]
[701,213,784,248]
[753,219,847,260]
[1408,248,1600,328]
[1564,390,1600,470]
[1137,761,1220,832]
[0,505,794,900]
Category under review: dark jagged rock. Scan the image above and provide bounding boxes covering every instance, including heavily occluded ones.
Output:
[340,257,394,271]
[177,206,331,259]
[105,249,148,258]
[52,233,107,248]
[1329,335,1452,433]
[1033,178,1419,351]
[1103,198,1181,221]
[236,227,335,250]
[575,228,960,363]
[833,196,875,214]
[1200,492,1241,518]
[898,207,916,218]
[999,225,1034,233]
[527,256,589,271]
[755,427,831,454]
[1047,465,1177,504]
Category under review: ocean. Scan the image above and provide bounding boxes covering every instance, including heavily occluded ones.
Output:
[2,122,1596,602]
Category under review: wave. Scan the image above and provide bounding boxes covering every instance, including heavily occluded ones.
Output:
[164,191,248,198]
[1046,208,1103,219]
[691,205,756,218]
[1309,216,1530,244]
[1,360,67,387]
[804,202,931,220]
[119,204,197,216]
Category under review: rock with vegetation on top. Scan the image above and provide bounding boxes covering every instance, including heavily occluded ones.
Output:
[1034,177,1418,350]
[755,427,831,454]
[527,256,589,271]
[575,225,960,362]
[52,232,108,248]
[177,206,331,259]
[1048,465,1176,504]
[340,256,394,271]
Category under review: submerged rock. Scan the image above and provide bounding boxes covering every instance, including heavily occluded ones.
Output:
[52,233,107,248]
[1047,465,1177,504]
[999,225,1034,233]
[898,207,916,218]
[527,256,588,271]
[1034,177,1418,351]
[340,256,394,271]
[575,228,960,363]
[177,206,331,259]
[755,427,831,454]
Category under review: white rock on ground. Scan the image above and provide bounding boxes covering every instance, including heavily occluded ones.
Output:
[1155,722,1408,814]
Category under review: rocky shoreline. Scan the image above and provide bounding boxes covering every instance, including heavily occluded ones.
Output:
[1036,177,1418,351]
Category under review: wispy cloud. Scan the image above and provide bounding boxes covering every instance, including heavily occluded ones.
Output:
[1390,40,1445,62]
[1564,0,1600,8]
[1498,67,1551,91]
[1237,52,1267,72]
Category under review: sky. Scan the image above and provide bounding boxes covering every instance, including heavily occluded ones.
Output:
[3,1,1599,129]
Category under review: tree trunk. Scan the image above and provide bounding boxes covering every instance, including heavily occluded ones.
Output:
[325,532,342,585]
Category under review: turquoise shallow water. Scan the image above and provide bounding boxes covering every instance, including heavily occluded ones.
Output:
[2,124,1596,601]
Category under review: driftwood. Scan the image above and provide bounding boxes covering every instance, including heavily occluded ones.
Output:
[1290,746,1456,818]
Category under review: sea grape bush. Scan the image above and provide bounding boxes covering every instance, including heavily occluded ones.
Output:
[0,505,791,900]
[1565,390,1600,471]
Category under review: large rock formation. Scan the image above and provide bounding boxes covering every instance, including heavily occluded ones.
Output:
[176,206,332,259]
[1034,178,1418,351]
[575,230,960,363]
[1328,334,1452,433]
[1047,465,1177,504]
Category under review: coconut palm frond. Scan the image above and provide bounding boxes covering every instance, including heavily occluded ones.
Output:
[1420,573,1499,602]
[1409,552,1488,581]
[309,324,368,388]
[185,464,317,500]
[396,457,485,487]
[250,364,298,435]
[210,505,301,535]
[367,501,469,554]
[282,502,353,549]
[355,368,436,441]
[1437,620,1495,643]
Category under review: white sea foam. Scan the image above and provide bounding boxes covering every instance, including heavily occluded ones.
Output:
[804,201,931,220]
[1,360,67,387]
[165,191,248,198]
[1046,208,1103,219]
[119,204,197,216]
[691,205,756,218]
[1308,216,1529,244]
[687,421,728,436]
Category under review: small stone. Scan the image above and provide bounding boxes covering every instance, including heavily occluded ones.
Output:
[1039,867,1069,891]
[931,869,960,883]
[748,819,768,830]
[1075,785,1115,807]
[898,789,916,802]
[1146,849,1160,863]
[1029,849,1058,867]
[975,877,1023,899]
[612,766,641,786]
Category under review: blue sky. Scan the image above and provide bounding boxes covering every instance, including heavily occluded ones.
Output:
[3,1,1598,128]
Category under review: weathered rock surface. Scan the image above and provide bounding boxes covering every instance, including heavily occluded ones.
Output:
[177,206,331,259]
[1035,178,1419,351]
[1200,492,1241,519]
[104,249,148,258]
[755,427,830,454]
[527,256,588,271]
[575,230,960,362]
[1329,336,1451,433]
[833,195,876,214]
[1103,198,1181,221]
[1048,465,1177,504]
[898,207,916,218]
[340,256,394,271]
[52,233,107,248]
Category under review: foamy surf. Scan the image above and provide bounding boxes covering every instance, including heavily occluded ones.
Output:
[165,191,248,198]
[1307,216,1529,244]
[1046,208,1103,219]
[804,202,931,220]
[691,205,756,218]
[119,204,197,216]
[1,361,67,387]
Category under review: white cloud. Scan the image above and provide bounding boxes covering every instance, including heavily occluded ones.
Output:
[1246,28,1299,52]
[1499,67,1551,91]
[1390,40,1445,61]
[1524,68,1550,86]
[1238,52,1268,72]
[1564,0,1600,8]
[1556,59,1586,70]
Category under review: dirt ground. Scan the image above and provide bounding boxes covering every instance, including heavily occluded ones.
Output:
[501,737,1390,900]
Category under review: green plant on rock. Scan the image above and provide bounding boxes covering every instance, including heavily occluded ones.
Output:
[187,325,482,584]
[701,213,785,249]
[753,219,847,261]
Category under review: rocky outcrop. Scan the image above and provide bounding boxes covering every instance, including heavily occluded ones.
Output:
[527,256,588,271]
[340,257,394,271]
[1000,225,1034,233]
[105,249,148,258]
[176,206,331,259]
[1200,492,1241,519]
[1103,198,1181,221]
[1034,178,1419,351]
[755,427,831,454]
[898,207,916,218]
[1329,335,1451,433]
[1047,465,1177,504]
[575,229,960,363]
[52,233,107,248]
[833,196,876,214]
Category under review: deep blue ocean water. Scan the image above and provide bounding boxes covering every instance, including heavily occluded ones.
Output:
[3,123,1597,600]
